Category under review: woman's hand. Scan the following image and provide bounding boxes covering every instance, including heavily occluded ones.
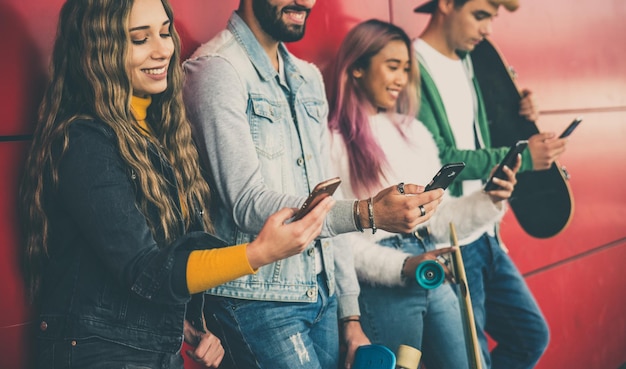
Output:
[246,197,335,269]
[183,320,225,368]
[485,154,521,204]
[402,247,457,284]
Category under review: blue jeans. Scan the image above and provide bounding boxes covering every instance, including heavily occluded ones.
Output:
[358,234,470,369]
[204,274,338,369]
[462,233,550,369]
[35,337,184,369]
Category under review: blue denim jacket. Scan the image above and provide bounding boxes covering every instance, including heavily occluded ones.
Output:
[35,120,216,354]
[183,12,360,317]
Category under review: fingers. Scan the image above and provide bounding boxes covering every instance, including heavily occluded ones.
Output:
[431,246,457,256]
[272,206,300,225]
[528,133,567,170]
[485,165,516,201]
[294,197,335,240]
[531,132,556,142]
[249,197,335,269]
[186,332,225,368]
[519,89,539,122]
[341,323,371,369]
[373,186,443,233]
[396,183,425,195]
[302,196,335,222]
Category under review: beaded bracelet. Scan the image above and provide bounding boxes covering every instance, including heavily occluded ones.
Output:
[353,200,364,232]
[367,197,376,234]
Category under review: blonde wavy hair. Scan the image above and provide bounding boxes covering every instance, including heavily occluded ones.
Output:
[20,0,213,300]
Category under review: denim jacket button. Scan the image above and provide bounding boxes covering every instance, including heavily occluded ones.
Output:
[39,321,48,331]
[296,157,304,166]
[306,287,316,298]
[307,248,315,256]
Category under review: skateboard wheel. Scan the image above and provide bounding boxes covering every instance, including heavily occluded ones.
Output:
[415,260,444,289]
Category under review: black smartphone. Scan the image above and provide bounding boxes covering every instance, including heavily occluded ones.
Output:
[559,116,583,138]
[424,162,466,191]
[484,140,528,191]
[293,177,342,221]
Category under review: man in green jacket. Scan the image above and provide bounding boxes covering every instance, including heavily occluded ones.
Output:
[414,0,568,368]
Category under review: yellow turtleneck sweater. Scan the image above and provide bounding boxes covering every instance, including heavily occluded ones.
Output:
[131,95,255,294]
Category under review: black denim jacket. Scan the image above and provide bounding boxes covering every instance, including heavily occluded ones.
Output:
[36,119,224,353]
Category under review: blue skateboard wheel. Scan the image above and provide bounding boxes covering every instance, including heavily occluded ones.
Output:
[415,260,445,289]
[353,344,396,369]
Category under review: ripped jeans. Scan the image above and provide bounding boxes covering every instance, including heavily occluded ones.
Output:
[204,274,338,369]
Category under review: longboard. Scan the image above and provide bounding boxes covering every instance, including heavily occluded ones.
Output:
[353,344,421,369]
[448,223,483,369]
[470,38,574,238]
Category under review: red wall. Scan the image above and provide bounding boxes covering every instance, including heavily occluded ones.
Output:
[2,1,625,368]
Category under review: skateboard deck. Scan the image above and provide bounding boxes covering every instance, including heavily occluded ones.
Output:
[449,223,483,369]
[470,38,574,238]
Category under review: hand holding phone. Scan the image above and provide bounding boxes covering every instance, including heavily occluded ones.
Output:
[293,177,342,221]
[559,116,583,138]
[484,140,527,192]
[425,162,466,191]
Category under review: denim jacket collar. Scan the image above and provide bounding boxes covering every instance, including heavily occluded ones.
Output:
[228,11,305,92]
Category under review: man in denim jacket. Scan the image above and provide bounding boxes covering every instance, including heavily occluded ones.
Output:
[183,1,444,368]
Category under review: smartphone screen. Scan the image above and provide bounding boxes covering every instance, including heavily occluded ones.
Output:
[293,177,341,221]
[425,162,466,191]
[559,117,583,138]
[484,140,528,191]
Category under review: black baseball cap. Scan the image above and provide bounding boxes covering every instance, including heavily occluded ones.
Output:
[414,0,437,13]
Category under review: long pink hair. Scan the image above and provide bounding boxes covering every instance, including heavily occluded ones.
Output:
[328,19,419,197]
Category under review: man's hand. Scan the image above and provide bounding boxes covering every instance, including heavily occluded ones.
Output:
[528,132,567,170]
[519,88,539,122]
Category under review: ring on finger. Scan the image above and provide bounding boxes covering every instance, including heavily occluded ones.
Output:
[419,204,426,217]
[397,182,405,194]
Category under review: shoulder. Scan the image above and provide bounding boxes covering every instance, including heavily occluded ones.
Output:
[68,118,114,140]
[188,29,236,60]
[286,49,324,85]
[183,29,245,78]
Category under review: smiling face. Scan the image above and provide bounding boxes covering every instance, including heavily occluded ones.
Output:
[444,0,499,52]
[252,0,315,42]
[128,0,174,97]
[353,40,411,112]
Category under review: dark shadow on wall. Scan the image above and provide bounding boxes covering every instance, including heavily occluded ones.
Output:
[0,3,47,137]
[0,3,47,369]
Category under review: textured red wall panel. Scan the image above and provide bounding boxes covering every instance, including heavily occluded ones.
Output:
[0,142,34,369]
[525,241,626,368]
[3,0,626,368]
[0,2,48,136]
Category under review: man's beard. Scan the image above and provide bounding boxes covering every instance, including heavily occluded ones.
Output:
[252,0,310,42]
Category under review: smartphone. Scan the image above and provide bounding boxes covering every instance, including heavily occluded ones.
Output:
[484,140,528,191]
[559,116,583,138]
[293,177,342,221]
[424,162,466,191]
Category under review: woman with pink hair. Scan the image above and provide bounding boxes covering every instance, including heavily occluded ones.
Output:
[328,19,520,368]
